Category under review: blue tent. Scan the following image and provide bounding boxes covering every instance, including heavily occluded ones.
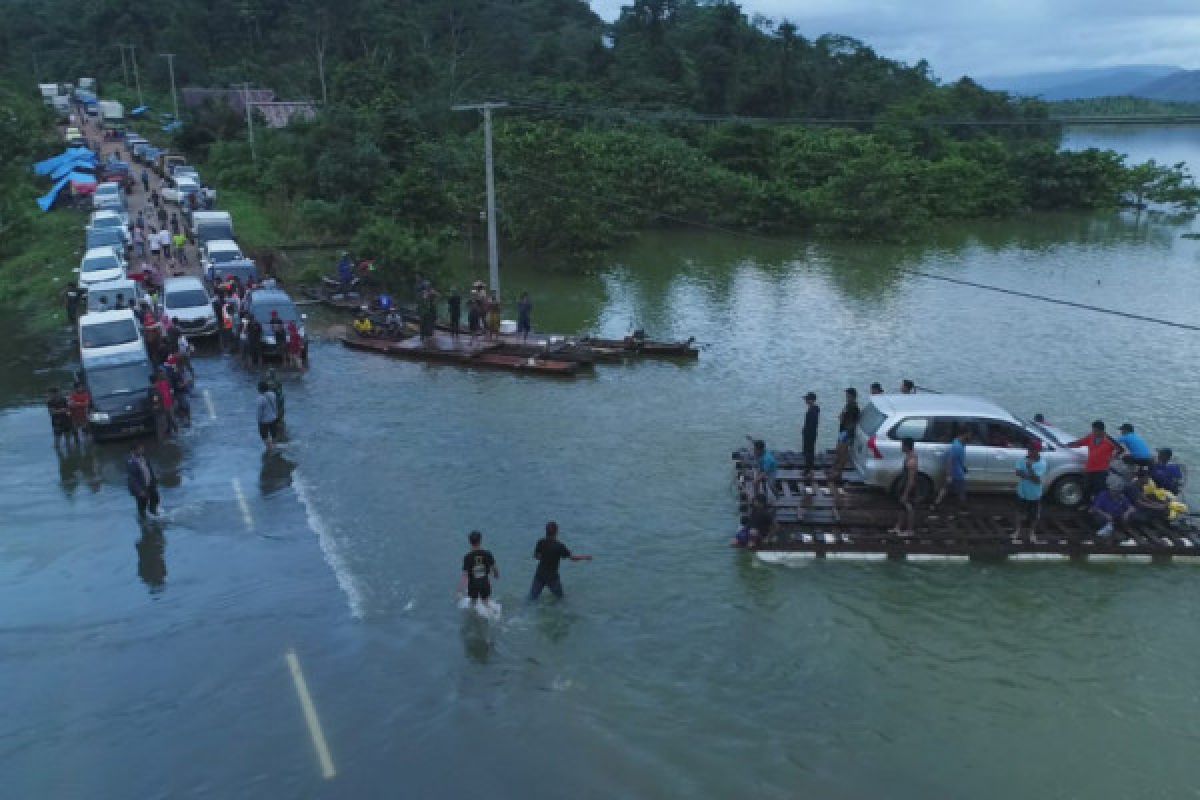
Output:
[50,159,96,180]
[36,176,71,211]
[131,106,149,116]
[33,148,96,176]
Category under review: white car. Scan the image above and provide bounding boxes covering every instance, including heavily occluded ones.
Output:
[162,175,200,205]
[161,276,218,337]
[78,246,127,288]
[87,209,131,245]
[201,239,245,277]
[93,181,123,205]
[78,308,146,361]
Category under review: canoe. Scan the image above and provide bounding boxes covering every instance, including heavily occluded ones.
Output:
[338,334,578,376]
[579,335,699,359]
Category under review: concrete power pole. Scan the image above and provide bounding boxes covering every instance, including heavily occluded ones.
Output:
[117,44,129,86]
[160,53,180,121]
[126,45,144,107]
[241,83,256,164]
[451,102,507,297]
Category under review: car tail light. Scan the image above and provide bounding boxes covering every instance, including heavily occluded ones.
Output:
[867,435,883,459]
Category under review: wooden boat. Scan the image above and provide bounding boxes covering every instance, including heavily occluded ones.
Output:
[579,334,699,359]
[338,330,578,376]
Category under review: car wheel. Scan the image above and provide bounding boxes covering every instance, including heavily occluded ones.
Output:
[1051,475,1085,507]
[891,473,934,505]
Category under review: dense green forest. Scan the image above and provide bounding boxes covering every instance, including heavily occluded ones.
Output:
[1050,96,1200,117]
[3,0,1198,288]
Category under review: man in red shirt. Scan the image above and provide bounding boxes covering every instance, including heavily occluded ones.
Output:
[1068,420,1123,503]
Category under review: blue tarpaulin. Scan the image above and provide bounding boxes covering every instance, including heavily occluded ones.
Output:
[33,147,96,176]
[37,177,70,211]
[131,106,148,116]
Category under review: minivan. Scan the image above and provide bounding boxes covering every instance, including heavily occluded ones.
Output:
[242,288,307,360]
[161,276,217,337]
[852,394,1088,506]
[82,352,155,440]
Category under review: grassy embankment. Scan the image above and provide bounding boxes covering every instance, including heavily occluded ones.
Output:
[0,205,87,335]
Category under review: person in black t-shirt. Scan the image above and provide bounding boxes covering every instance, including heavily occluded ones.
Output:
[46,387,72,447]
[802,391,820,476]
[460,530,498,608]
[530,521,591,601]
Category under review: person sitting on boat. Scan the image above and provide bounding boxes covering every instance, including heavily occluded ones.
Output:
[1149,448,1184,494]
[352,308,375,338]
[747,494,775,544]
[1089,475,1136,538]
[1124,469,1173,523]
[1117,423,1154,467]
[731,515,758,548]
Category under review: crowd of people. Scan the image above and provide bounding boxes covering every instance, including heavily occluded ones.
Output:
[349,267,535,345]
[736,380,1188,547]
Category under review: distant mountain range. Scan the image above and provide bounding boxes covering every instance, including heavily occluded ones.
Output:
[979,66,1200,102]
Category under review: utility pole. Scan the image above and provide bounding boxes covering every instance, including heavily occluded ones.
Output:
[117,44,129,85]
[159,53,179,121]
[127,46,144,107]
[241,82,257,163]
[451,101,507,297]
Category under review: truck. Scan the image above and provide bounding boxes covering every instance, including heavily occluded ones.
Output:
[190,211,234,242]
[38,83,61,102]
[158,152,186,178]
[51,95,71,119]
[99,101,125,130]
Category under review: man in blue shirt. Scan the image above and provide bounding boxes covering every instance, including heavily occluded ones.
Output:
[1014,442,1047,541]
[750,438,778,502]
[1090,477,1135,537]
[1150,448,1184,494]
[1117,423,1153,466]
[932,427,970,511]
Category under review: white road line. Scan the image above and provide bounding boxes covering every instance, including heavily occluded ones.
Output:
[293,473,365,619]
[231,477,254,529]
[203,389,217,420]
[285,649,337,780]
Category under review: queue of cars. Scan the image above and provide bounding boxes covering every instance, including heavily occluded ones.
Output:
[70,126,308,440]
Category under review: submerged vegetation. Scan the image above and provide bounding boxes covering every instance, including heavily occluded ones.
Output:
[3,0,1199,289]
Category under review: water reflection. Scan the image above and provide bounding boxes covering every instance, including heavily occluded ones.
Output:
[460,616,496,664]
[136,524,167,593]
[260,451,296,496]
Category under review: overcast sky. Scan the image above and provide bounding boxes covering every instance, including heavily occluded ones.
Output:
[589,0,1200,79]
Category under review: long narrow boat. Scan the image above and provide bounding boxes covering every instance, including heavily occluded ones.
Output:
[579,334,699,359]
[338,331,579,377]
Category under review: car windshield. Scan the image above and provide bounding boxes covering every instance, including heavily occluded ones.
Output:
[859,403,887,435]
[250,303,299,323]
[88,361,151,397]
[166,289,210,308]
[198,226,233,243]
[87,230,122,248]
[1019,417,1064,446]
[83,255,120,272]
[211,250,241,263]
[93,216,121,228]
[81,319,138,348]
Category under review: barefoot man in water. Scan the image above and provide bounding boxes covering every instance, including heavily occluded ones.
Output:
[529,521,592,601]
[460,530,499,611]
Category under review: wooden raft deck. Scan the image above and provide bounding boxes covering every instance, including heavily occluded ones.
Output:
[731,448,1200,563]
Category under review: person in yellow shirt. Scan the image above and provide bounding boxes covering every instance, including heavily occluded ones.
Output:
[352,309,374,337]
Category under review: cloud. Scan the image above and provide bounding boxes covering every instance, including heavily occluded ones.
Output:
[588,0,1200,80]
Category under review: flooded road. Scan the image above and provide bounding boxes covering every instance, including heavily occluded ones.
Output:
[5,127,1200,797]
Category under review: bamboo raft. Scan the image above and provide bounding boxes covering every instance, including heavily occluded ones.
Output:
[732,448,1200,563]
[338,328,580,377]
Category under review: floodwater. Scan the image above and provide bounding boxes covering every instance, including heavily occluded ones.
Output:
[3,127,1200,798]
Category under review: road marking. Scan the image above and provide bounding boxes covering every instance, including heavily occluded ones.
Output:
[203,389,216,420]
[231,477,254,529]
[285,649,337,780]
[293,473,365,619]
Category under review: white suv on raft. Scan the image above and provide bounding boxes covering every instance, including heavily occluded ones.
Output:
[852,394,1088,506]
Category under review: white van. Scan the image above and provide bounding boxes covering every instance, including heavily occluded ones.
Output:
[78,309,146,361]
[161,276,218,337]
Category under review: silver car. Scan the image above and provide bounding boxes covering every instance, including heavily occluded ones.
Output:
[851,394,1087,506]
